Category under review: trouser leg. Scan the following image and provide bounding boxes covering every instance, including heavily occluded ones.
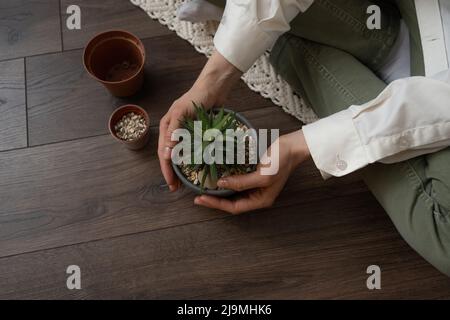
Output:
[209,0,401,72]
[205,0,225,8]
[270,5,450,276]
[362,153,450,276]
[287,0,400,71]
[360,0,450,276]
[270,35,386,118]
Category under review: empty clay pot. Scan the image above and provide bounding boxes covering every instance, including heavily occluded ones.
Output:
[84,30,146,97]
[109,105,150,150]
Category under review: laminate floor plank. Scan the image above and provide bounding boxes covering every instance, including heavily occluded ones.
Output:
[0,105,362,258]
[60,0,172,50]
[1,193,449,299]
[3,0,449,300]
[27,34,274,146]
[0,0,61,61]
[0,59,27,151]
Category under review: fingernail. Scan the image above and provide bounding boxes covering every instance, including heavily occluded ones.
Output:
[163,147,172,159]
[169,184,176,192]
[194,197,201,205]
[217,179,227,187]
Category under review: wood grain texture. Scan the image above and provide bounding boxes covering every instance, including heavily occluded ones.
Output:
[60,0,172,50]
[0,106,322,258]
[2,0,449,299]
[0,0,61,61]
[1,192,449,299]
[0,59,27,151]
[26,34,273,146]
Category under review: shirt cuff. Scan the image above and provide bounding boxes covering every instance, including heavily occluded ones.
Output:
[302,109,371,179]
[213,3,276,72]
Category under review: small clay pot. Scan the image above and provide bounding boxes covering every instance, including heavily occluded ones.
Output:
[84,30,146,97]
[109,105,150,150]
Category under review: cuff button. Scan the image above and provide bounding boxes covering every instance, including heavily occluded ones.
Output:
[399,136,410,148]
[336,155,348,171]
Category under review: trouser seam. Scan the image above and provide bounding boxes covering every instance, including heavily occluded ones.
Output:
[271,35,289,67]
[317,0,397,70]
[318,0,385,42]
[292,38,359,105]
[405,160,449,220]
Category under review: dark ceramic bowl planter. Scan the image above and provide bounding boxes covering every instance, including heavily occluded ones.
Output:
[109,105,150,150]
[172,107,256,197]
[83,30,146,97]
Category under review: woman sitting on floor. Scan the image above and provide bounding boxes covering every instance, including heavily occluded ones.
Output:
[158,0,450,277]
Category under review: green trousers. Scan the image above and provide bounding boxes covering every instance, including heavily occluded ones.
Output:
[209,0,450,276]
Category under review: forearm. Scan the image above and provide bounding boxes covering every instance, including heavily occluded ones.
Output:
[303,71,450,178]
[283,130,311,170]
[193,50,242,106]
[214,0,314,72]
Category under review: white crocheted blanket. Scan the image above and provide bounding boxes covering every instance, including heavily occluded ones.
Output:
[130,0,318,124]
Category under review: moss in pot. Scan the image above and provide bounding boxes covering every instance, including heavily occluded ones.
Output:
[171,103,257,197]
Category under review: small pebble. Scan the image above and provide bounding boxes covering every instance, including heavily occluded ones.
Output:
[114,112,147,141]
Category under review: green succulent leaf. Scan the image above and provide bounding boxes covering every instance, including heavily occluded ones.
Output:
[200,166,209,193]
[212,108,224,127]
[210,163,218,183]
[178,102,255,191]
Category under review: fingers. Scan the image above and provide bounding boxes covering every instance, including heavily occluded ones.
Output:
[217,169,271,192]
[158,115,169,157]
[158,115,179,191]
[164,111,182,150]
[195,194,274,214]
[160,157,178,191]
[194,195,256,215]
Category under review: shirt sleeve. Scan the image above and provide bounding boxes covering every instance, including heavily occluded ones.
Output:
[302,69,450,179]
[213,0,315,72]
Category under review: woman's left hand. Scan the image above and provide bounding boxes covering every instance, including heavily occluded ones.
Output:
[194,130,311,214]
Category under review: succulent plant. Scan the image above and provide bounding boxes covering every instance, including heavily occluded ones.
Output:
[179,102,255,192]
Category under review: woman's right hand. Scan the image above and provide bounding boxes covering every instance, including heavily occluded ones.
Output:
[158,84,216,192]
[158,50,242,192]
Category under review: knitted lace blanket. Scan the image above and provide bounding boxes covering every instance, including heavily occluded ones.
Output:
[130,0,318,124]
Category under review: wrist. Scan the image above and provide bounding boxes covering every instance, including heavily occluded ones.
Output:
[194,50,242,104]
[285,130,311,168]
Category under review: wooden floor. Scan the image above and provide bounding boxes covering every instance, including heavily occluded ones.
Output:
[0,0,449,299]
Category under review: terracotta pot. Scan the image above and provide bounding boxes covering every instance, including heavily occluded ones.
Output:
[109,105,150,150]
[84,30,146,97]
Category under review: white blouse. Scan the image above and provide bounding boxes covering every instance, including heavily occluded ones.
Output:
[213,0,450,178]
